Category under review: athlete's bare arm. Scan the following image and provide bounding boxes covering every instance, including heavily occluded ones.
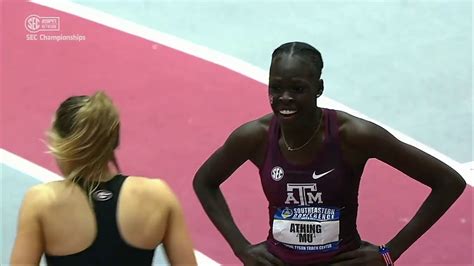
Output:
[10,184,48,265]
[331,111,466,265]
[153,179,197,266]
[193,115,283,265]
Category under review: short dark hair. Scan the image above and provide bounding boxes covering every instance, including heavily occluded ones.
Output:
[272,41,324,72]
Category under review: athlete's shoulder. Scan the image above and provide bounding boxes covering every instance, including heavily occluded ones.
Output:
[255,113,274,126]
[218,113,274,159]
[125,176,169,190]
[20,182,58,211]
[125,176,177,202]
[334,109,388,148]
[334,110,365,131]
[228,113,273,144]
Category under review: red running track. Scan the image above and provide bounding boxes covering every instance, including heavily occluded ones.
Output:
[2,2,472,264]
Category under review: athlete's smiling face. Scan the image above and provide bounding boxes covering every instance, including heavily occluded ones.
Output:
[269,54,323,125]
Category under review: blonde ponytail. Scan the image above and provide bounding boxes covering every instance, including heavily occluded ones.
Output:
[47,91,120,198]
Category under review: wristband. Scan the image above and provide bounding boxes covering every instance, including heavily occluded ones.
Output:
[379,245,394,265]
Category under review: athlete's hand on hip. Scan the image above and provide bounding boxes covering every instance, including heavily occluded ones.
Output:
[236,241,284,266]
[329,241,385,266]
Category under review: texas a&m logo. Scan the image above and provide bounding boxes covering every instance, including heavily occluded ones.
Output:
[285,183,323,206]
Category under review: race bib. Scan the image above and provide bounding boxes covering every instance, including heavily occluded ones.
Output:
[272,206,341,252]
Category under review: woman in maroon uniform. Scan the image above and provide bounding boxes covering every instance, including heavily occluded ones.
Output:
[193,42,466,265]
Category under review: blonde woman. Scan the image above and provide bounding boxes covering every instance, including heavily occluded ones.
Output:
[11,92,197,266]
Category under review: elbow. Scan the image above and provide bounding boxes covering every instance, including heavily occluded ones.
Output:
[192,175,207,204]
[192,174,204,194]
[193,173,221,208]
[450,171,467,195]
[192,172,217,197]
[438,172,467,198]
[453,174,467,195]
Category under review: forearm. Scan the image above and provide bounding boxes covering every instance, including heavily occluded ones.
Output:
[386,179,465,261]
[194,183,250,255]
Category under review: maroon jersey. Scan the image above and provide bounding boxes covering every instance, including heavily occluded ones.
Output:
[258,108,362,265]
